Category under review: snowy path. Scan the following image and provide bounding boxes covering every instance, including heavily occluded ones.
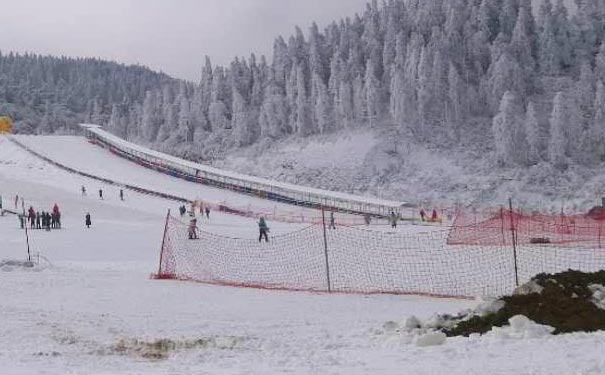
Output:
[1,135,605,374]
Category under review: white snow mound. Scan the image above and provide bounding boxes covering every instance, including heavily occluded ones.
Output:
[487,315,554,340]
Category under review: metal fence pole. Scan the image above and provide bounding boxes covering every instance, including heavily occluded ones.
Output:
[321,206,332,293]
[21,199,31,262]
[509,198,519,287]
[157,209,171,277]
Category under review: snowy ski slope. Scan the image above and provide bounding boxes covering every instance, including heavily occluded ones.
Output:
[1,135,605,374]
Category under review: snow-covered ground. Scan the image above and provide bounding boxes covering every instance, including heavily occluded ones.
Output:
[215,127,605,212]
[1,134,605,374]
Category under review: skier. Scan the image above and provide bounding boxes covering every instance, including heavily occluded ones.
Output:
[328,211,336,230]
[18,213,24,229]
[258,216,269,243]
[35,212,41,229]
[419,208,426,222]
[390,211,398,229]
[205,206,210,219]
[81,185,87,196]
[364,214,371,226]
[99,189,103,200]
[119,189,124,201]
[45,212,51,231]
[85,213,92,228]
[188,219,198,239]
[430,209,438,223]
[28,207,36,228]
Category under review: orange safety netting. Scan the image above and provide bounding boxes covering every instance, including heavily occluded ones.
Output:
[447,208,605,247]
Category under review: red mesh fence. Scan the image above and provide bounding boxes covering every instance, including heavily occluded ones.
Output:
[154,212,605,298]
[447,208,605,247]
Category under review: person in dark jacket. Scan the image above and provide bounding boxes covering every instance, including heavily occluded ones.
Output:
[390,211,398,229]
[258,217,269,242]
[99,189,103,200]
[119,189,124,201]
[85,213,92,228]
[45,212,51,231]
[205,207,210,219]
[36,212,41,229]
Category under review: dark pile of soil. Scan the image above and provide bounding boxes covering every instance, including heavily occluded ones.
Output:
[445,270,605,337]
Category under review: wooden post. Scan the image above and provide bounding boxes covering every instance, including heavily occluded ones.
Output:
[509,198,519,288]
[321,205,332,293]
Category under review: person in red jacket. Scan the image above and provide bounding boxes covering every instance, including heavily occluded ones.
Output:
[419,208,426,222]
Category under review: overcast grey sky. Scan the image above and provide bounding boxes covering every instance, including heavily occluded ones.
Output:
[0,0,575,81]
[0,0,370,81]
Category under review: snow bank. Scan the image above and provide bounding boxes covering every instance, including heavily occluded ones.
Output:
[486,315,555,340]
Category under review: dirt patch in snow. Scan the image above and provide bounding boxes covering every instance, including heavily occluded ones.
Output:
[446,270,605,336]
[97,336,249,360]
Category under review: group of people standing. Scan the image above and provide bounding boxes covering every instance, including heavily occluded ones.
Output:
[419,208,439,223]
[20,203,61,231]
[180,203,210,219]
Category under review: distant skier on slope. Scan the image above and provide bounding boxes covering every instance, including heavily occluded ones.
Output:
[188,218,198,239]
[81,185,87,196]
[390,211,398,229]
[364,214,371,226]
[419,208,426,222]
[119,189,124,201]
[328,211,336,230]
[85,213,92,228]
[99,189,103,200]
[205,206,210,219]
[258,217,269,243]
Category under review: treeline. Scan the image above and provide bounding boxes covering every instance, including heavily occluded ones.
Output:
[4,0,605,170]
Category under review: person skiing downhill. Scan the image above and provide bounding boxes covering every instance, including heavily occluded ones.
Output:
[99,189,103,200]
[81,185,87,196]
[119,189,124,201]
[258,217,269,242]
[85,213,92,228]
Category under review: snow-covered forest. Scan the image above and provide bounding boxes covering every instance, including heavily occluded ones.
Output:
[0,54,175,134]
[4,0,605,206]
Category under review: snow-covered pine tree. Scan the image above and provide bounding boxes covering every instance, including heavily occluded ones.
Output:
[492,91,523,166]
[259,75,289,139]
[549,91,570,169]
[525,100,541,165]
[592,80,605,162]
[142,91,159,142]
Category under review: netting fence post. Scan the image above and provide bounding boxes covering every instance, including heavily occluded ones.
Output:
[321,205,332,293]
[157,209,171,276]
[21,199,31,263]
[509,198,519,288]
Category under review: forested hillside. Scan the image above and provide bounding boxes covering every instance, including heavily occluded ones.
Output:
[4,0,605,207]
[0,53,176,134]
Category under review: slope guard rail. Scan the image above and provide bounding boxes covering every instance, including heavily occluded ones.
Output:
[80,124,412,218]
